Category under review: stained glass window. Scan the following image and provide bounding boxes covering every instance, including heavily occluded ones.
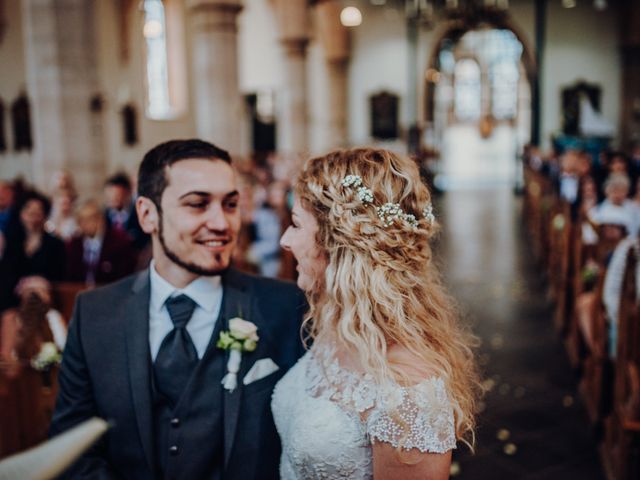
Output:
[143,0,171,120]
[491,60,519,120]
[454,58,481,121]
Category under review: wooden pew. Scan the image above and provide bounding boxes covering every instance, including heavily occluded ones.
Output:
[547,200,575,335]
[0,365,59,459]
[51,282,92,324]
[524,166,554,263]
[602,250,640,480]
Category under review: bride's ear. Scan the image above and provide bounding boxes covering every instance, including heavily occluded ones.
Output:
[136,196,159,234]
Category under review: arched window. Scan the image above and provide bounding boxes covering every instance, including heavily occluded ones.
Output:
[142,0,187,120]
[454,58,481,122]
[143,0,170,119]
[491,60,519,120]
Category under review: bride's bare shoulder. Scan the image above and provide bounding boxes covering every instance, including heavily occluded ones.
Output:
[387,344,438,384]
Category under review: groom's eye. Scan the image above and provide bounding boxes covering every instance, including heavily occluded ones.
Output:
[222,196,240,212]
[186,201,207,210]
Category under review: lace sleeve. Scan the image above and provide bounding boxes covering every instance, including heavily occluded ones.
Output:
[366,377,456,453]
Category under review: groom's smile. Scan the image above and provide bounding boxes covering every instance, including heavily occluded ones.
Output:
[148,158,242,286]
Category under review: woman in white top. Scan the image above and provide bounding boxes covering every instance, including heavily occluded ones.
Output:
[272,148,481,480]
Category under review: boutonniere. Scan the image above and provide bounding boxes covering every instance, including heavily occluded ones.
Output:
[217,317,259,392]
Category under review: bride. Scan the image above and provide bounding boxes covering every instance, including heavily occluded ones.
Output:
[272,148,481,479]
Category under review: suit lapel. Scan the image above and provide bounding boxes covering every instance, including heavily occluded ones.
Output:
[125,270,155,473]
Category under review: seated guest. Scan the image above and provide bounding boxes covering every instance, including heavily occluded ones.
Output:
[0,276,66,379]
[588,174,639,237]
[608,151,630,176]
[46,187,78,241]
[0,276,66,455]
[558,150,580,204]
[580,176,600,246]
[103,172,149,250]
[0,191,66,311]
[66,199,136,285]
[48,169,76,197]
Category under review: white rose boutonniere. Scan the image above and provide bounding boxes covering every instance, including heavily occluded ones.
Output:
[217,317,259,392]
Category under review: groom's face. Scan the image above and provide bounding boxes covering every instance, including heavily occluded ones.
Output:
[155,158,241,281]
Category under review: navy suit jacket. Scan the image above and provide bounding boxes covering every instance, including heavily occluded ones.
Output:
[50,268,307,479]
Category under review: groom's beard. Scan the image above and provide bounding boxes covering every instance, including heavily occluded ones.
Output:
[158,214,230,277]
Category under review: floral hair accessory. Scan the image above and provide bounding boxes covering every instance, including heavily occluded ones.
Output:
[376,203,419,229]
[423,204,435,225]
[341,174,435,229]
[341,175,374,204]
[217,317,259,392]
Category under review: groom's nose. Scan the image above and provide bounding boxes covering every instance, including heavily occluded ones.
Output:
[205,203,230,231]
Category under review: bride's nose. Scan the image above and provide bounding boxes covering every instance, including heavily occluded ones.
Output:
[280,227,292,251]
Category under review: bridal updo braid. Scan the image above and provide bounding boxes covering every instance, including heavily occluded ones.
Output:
[295,148,481,449]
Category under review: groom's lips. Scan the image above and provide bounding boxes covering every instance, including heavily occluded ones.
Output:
[197,238,232,251]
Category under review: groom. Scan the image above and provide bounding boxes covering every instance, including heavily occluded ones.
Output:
[50,139,307,479]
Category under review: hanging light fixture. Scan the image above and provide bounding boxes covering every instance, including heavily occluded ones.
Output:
[593,0,607,10]
[340,6,363,27]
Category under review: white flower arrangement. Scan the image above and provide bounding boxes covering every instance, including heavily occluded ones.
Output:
[31,342,62,371]
[341,174,435,229]
[217,317,259,393]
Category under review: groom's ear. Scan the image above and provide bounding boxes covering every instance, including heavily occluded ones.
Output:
[136,196,159,234]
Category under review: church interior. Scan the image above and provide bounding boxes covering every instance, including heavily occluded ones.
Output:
[1,0,640,478]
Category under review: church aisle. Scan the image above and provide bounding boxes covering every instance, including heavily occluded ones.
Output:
[436,188,605,479]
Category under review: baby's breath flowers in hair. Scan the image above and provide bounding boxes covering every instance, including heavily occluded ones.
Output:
[341,175,374,204]
[340,175,435,229]
[423,204,435,225]
[377,203,419,229]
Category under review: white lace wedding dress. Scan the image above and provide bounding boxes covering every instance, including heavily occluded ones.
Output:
[271,343,456,479]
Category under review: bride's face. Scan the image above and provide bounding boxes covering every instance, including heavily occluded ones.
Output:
[280,198,326,292]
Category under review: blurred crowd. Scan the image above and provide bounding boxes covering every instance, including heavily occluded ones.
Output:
[525,141,640,245]
[525,141,640,359]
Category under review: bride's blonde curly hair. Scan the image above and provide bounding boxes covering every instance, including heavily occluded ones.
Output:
[295,147,482,448]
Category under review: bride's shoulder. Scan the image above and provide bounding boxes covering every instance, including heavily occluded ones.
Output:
[367,345,456,454]
[387,344,438,384]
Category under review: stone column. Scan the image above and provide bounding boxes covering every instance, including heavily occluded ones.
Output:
[22,0,106,197]
[620,0,640,148]
[274,0,309,154]
[187,0,243,154]
[316,1,350,149]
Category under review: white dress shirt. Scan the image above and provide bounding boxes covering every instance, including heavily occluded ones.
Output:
[148,261,223,361]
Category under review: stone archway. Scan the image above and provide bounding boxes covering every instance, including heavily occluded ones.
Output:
[423,12,537,188]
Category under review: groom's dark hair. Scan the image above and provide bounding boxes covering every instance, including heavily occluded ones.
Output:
[138,139,231,209]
